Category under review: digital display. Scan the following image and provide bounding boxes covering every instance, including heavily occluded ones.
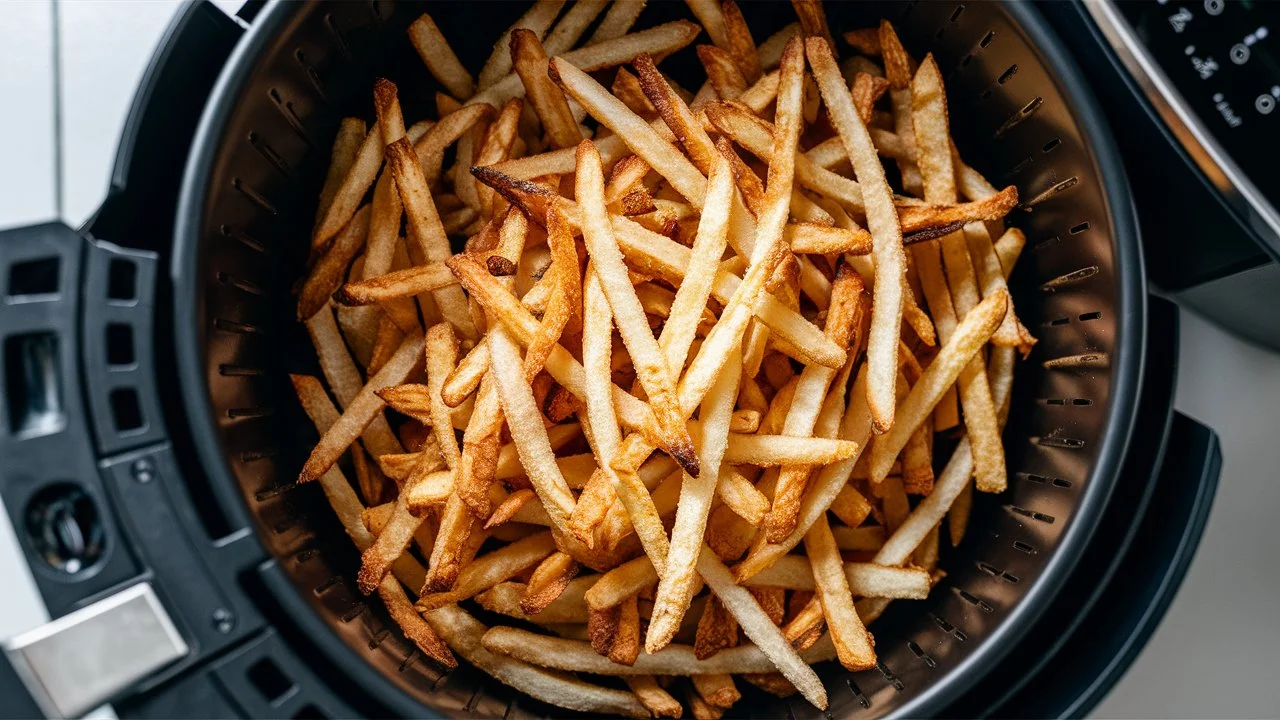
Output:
[1118,0,1279,207]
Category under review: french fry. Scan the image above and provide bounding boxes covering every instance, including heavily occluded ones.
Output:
[693,673,741,710]
[843,28,881,56]
[424,323,462,471]
[427,605,649,718]
[419,531,557,610]
[577,141,699,476]
[512,29,583,150]
[868,288,1008,483]
[386,138,479,338]
[335,261,457,306]
[694,595,740,660]
[478,0,566,91]
[699,44,748,100]
[298,206,371,321]
[409,13,475,99]
[483,622,836,677]
[304,306,402,459]
[647,350,739,653]
[791,0,834,50]
[477,577,594,624]
[474,20,703,109]
[611,594,642,665]
[316,118,365,227]
[300,335,423,482]
[805,515,876,669]
[829,484,873,528]
[832,524,885,551]
[544,0,608,55]
[588,0,647,44]
[520,551,581,615]
[721,0,762,82]
[313,126,382,251]
[807,37,904,432]
[716,467,769,525]
[626,676,684,719]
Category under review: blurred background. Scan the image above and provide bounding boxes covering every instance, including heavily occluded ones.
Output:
[0,1,1277,717]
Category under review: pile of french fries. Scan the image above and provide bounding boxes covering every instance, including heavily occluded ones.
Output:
[292,1,1036,716]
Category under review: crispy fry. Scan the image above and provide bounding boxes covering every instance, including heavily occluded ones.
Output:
[478,0,566,91]
[511,30,583,150]
[715,468,769,525]
[611,594,643,665]
[791,0,834,50]
[419,531,558,610]
[316,118,365,227]
[694,595,739,660]
[807,38,904,432]
[589,0,648,44]
[409,13,474,99]
[313,126,382,251]
[693,673,741,709]
[577,141,699,476]
[520,551,581,615]
[843,28,881,56]
[424,323,462,470]
[806,515,876,669]
[699,44,748,100]
[721,0,762,82]
[544,0,608,55]
[298,206,371,321]
[627,676,684,718]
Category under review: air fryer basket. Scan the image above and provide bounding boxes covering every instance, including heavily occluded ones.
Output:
[172,1,1144,717]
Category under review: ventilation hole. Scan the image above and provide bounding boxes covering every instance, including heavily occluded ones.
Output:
[1070,221,1091,234]
[314,575,344,595]
[231,178,279,215]
[907,641,937,668]
[295,548,318,562]
[109,388,145,434]
[217,271,264,296]
[1042,265,1100,291]
[369,629,392,649]
[1005,154,1034,177]
[1009,505,1057,524]
[957,589,994,613]
[504,699,520,720]
[1040,137,1063,154]
[1043,352,1108,370]
[219,364,264,377]
[292,705,326,720]
[931,614,955,633]
[220,224,266,253]
[1043,398,1066,405]
[324,12,352,58]
[1072,398,1093,406]
[960,53,973,67]
[464,683,486,712]
[997,64,1018,84]
[294,49,329,105]
[8,257,61,299]
[1046,317,1070,327]
[341,601,367,623]
[1021,176,1080,209]
[934,26,946,39]
[247,658,295,703]
[105,323,135,367]
[104,258,138,302]
[977,562,998,576]
[1034,434,1085,448]
[876,661,905,692]
[980,30,995,47]
[950,5,966,22]
[1020,472,1072,488]
[248,132,293,178]
[399,650,421,673]
[213,318,263,335]
[1079,311,1103,321]
[1013,540,1036,554]
[979,88,993,100]
[269,88,312,145]
[993,96,1043,139]
[240,448,279,463]
[254,483,295,502]
[227,406,274,419]
[953,628,968,642]
[1033,235,1062,251]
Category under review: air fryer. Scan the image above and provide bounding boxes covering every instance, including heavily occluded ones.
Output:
[0,2,1221,719]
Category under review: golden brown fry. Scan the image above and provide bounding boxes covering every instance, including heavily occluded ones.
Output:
[807,37,904,433]
[698,44,748,100]
[610,594,642,665]
[843,28,881,56]
[791,0,834,50]
[475,98,526,215]
[378,576,457,669]
[300,336,423,482]
[488,325,579,533]
[829,484,873,528]
[721,0,762,82]
[316,118,365,227]
[335,261,457,307]
[511,28,583,150]
[694,595,739,660]
[520,551,581,615]
[613,68,659,119]
[588,0,648,44]
[478,0,566,91]
[577,141,699,476]
[313,126,382,251]
[424,323,462,471]
[386,137,478,338]
[851,72,889,124]
[408,13,474,99]
[298,206,370,321]
[419,531,558,610]
[544,0,608,55]
[806,515,876,670]
[626,676,684,719]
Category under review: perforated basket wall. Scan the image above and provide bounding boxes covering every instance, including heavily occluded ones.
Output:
[172,1,1145,717]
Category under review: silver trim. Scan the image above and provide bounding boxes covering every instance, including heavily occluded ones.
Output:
[1084,0,1280,253]
[3,583,189,718]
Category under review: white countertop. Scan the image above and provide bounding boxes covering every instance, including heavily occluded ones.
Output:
[1,2,1278,717]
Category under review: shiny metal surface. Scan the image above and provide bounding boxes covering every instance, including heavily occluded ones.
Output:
[1084,0,1280,255]
[2,583,187,718]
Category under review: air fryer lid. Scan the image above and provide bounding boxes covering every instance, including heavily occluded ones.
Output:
[172,1,1145,716]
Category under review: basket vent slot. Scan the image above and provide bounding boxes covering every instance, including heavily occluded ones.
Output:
[106,323,135,368]
[7,257,60,300]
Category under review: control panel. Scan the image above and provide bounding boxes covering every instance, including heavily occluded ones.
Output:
[1117,0,1278,207]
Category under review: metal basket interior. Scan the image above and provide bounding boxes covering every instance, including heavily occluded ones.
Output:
[174,1,1139,716]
